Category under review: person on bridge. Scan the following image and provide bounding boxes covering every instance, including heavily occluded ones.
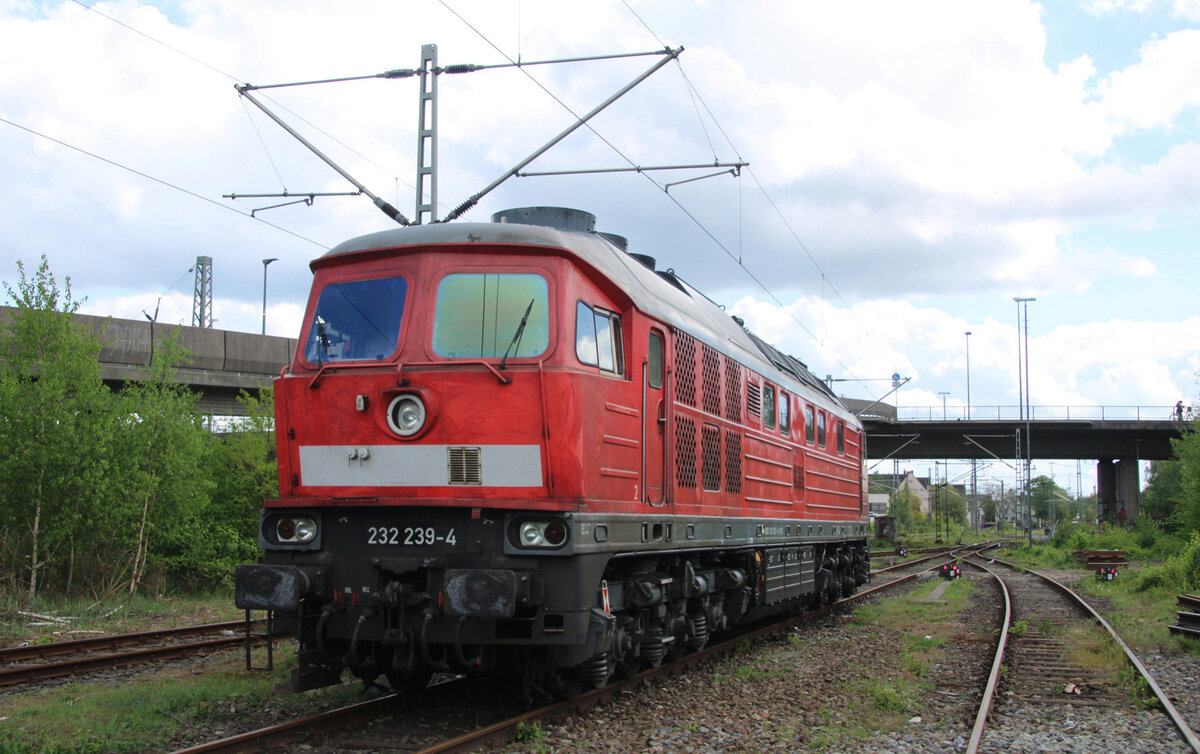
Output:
[1177,401,1186,421]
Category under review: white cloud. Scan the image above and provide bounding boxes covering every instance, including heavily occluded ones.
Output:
[730,293,1198,410]
[1098,29,1200,131]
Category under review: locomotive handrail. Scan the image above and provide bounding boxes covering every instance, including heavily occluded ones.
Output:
[307,363,349,389]
[396,360,511,385]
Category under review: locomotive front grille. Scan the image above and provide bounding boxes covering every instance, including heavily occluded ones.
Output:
[448,446,483,485]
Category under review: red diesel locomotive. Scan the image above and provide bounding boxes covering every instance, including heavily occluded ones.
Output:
[235,206,870,697]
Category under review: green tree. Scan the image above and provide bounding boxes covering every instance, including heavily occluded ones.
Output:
[0,256,113,599]
[196,388,277,585]
[1169,421,1200,536]
[890,488,925,529]
[108,331,213,596]
[1141,460,1183,528]
[981,494,998,525]
[1029,475,1068,523]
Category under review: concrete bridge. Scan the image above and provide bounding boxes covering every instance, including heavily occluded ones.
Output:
[851,399,1188,522]
[73,311,296,416]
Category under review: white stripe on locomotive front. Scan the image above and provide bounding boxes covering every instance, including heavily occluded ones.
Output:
[298,445,543,487]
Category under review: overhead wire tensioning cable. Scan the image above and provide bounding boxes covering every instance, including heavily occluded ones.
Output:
[617,0,883,386]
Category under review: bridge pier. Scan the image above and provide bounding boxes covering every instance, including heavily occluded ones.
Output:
[1097,458,1139,524]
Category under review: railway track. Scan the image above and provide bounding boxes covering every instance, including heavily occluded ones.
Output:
[171,557,963,753]
[0,620,270,689]
[965,556,1200,754]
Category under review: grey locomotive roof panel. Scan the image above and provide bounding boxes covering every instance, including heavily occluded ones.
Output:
[321,221,848,416]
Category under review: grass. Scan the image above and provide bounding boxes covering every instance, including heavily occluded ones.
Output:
[0,590,243,646]
[787,577,977,749]
[851,573,975,628]
[0,647,369,753]
[1063,623,1123,673]
[515,720,555,754]
[0,593,369,754]
[995,542,1199,655]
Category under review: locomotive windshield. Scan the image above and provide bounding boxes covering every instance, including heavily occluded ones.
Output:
[432,273,549,359]
[303,276,407,363]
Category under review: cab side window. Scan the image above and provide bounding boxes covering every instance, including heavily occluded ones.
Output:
[804,405,815,444]
[648,331,664,388]
[576,301,624,375]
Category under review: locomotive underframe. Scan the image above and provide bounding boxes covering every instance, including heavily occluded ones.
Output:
[237,506,870,696]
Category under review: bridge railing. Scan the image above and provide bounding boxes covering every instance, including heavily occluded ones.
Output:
[895,405,1180,422]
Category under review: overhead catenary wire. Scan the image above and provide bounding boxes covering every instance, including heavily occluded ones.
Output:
[0,116,326,250]
[69,0,881,390]
[619,0,885,385]
[69,0,425,215]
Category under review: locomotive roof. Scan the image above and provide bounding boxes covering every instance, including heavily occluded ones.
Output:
[322,221,850,419]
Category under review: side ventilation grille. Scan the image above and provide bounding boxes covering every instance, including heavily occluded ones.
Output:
[675,332,697,408]
[674,415,697,489]
[701,345,721,416]
[701,424,721,491]
[725,430,743,494]
[724,360,743,422]
[747,382,762,418]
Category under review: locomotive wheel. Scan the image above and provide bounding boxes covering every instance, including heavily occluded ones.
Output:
[545,669,585,700]
[385,667,434,695]
[611,620,640,678]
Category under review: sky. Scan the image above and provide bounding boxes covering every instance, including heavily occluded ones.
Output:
[2,0,1199,496]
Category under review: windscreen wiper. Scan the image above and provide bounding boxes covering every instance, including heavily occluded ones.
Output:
[499,299,535,371]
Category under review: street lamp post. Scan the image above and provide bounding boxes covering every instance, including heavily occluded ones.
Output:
[964,331,972,419]
[938,391,949,420]
[262,258,278,335]
[1014,297,1035,545]
[966,330,976,530]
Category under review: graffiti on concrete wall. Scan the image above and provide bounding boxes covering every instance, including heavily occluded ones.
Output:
[101,322,151,361]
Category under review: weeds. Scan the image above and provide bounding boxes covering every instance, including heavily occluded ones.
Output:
[515,721,555,754]
[0,646,362,753]
[1117,665,1162,710]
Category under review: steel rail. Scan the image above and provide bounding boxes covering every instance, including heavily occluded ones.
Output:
[961,559,1010,754]
[0,635,261,688]
[0,620,254,664]
[972,555,1200,754]
[170,692,404,754]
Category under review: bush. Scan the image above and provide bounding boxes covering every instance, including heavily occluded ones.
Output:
[1177,532,1200,592]
[1131,565,1173,593]
[1051,523,1090,551]
[1132,532,1200,594]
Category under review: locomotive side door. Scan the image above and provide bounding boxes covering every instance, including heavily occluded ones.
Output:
[643,327,667,505]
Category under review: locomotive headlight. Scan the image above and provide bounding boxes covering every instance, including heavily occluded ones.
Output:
[514,519,569,549]
[386,394,427,437]
[293,518,317,543]
[261,512,321,550]
[276,516,317,543]
[520,522,546,546]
